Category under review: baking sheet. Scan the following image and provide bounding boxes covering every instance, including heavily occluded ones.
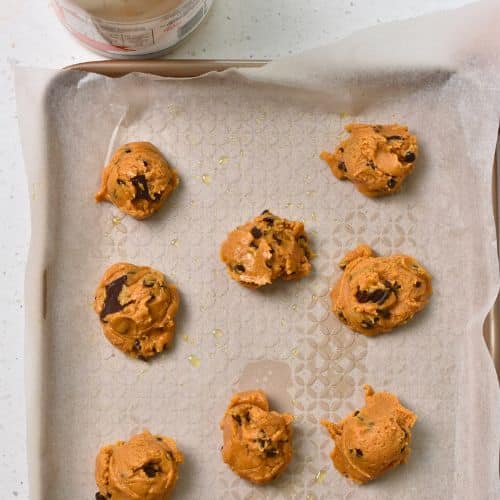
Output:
[16,1,500,499]
[483,148,500,380]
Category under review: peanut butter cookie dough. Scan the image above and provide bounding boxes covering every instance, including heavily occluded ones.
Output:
[220,390,293,484]
[95,430,183,500]
[320,123,418,197]
[321,385,416,484]
[95,142,179,219]
[332,245,431,335]
[220,211,313,288]
[94,263,179,359]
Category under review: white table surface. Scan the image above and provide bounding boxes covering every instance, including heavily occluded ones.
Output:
[0,0,471,497]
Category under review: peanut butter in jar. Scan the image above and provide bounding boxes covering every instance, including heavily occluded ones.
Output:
[53,0,213,58]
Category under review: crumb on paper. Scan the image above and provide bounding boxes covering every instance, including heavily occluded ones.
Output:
[218,155,229,165]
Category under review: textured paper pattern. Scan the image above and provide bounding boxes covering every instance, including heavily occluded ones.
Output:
[16,2,500,499]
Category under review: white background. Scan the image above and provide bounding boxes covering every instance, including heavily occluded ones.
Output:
[0,0,471,497]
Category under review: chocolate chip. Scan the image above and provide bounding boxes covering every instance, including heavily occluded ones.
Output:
[355,448,363,457]
[387,135,403,141]
[143,279,155,287]
[234,264,245,273]
[355,290,370,303]
[137,354,148,362]
[373,125,382,133]
[261,209,270,215]
[374,289,390,305]
[265,448,278,457]
[131,174,152,200]
[265,260,273,269]
[133,339,141,352]
[401,446,406,453]
[357,287,391,305]
[361,320,374,329]
[387,178,397,189]
[339,147,344,153]
[263,217,274,226]
[337,311,347,322]
[377,308,391,319]
[124,148,132,153]
[415,281,422,288]
[404,151,416,162]
[366,160,376,170]
[337,160,347,172]
[369,289,385,302]
[142,462,159,478]
[152,192,162,201]
[257,439,266,450]
[232,414,242,425]
[354,410,360,416]
[100,275,128,320]
[383,280,401,291]
[244,411,251,423]
[95,493,106,500]
[250,241,258,249]
[116,179,126,185]
[156,437,163,441]
[251,226,262,239]
[272,234,282,245]
[142,160,148,167]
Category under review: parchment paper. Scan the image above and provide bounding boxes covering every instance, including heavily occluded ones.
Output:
[16,1,500,499]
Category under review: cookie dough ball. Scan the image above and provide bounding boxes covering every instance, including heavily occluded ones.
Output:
[94,263,179,359]
[95,430,183,500]
[320,123,418,197]
[220,211,313,288]
[322,385,416,484]
[95,142,179,219]
[220,390,293,484]
[332,245,431,335]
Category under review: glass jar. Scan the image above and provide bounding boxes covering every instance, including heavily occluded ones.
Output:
[53,0,213,58]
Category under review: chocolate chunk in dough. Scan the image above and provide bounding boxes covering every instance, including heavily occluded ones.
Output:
[100,275,129,320]
[130,174,152,201]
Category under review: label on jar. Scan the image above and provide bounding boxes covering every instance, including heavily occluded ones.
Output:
[53,0,212,56]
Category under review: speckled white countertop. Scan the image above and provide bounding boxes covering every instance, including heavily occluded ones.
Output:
[0,0,471,497]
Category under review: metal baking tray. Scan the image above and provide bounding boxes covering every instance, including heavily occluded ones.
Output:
[18,57,498,499]
[66,59,499,379]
